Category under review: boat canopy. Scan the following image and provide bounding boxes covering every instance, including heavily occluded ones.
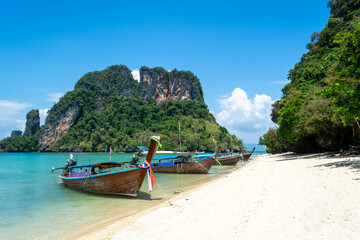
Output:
[219,153,232,157]
[91,162,123,168]
[70,164,93,169]
[193,154,215,158]
[153,155,184,161]
[69,162,123,169]
[137,146,149,152]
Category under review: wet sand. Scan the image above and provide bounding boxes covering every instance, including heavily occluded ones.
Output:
[69,153,360,239]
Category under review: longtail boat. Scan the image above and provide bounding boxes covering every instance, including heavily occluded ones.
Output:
[242,147,255,161]
[150,146,222,174]
[52,137,159,198]
[214,152,242,165]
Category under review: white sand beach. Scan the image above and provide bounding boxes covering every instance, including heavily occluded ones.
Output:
[70,153,360,240]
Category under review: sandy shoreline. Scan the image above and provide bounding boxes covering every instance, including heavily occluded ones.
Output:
[67,153,360,240]
[57,163,242,240]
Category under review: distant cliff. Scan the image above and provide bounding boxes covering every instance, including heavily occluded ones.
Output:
[0,64,241,152]
[39,65,212,151]
[0,65,243,152]
[0,109,42,152]
[24,109,40,137]
[39,104,81,150]
[139,67,203,103]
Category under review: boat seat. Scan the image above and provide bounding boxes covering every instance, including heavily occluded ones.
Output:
[70,172,89,177]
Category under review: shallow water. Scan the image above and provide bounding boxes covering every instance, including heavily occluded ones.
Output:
[0,151,262,240]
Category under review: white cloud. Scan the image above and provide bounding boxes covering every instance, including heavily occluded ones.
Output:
[0,100,32,126]
[15,119,26,132]
[0,100,32,139]
[215,88,275,143]
[39,108,50,125]
[131,69,140,82]
[0,100,32,114]
[47,92,64,103]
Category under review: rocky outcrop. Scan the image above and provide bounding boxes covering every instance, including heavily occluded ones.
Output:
[39,104,81,150]
[24,110,40,137]
[11,130,22,137]
[39,65,204,150]
[139,67,203,104]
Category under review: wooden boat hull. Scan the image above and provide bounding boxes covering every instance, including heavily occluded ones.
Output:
[243,147,255,161]
[58,137,159,198]
[215,155,242,165]
[152,157,215,174]
[243,154,251,161]
[60,168,147,198]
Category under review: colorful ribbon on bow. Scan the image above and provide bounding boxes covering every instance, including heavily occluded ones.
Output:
[151,136,162,153]
[215,157,222,166]
[138,160,156,193]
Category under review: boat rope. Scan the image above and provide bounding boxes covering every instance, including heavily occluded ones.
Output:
[80,172,91,190]
[176,162,182,174]
[194,160,214,174]
[155,181,173,206]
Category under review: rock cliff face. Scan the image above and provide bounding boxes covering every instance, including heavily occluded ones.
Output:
[139,67,203,104]
[24,110,40,137]
[39,65,204,150]
[39,104,80,150]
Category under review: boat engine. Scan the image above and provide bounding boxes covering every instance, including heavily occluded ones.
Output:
[63,159,77,172]
[130,156,140,167]
[184,155,192,162]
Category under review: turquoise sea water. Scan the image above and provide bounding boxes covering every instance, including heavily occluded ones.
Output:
[244,143,265,153]
[0,151,263,240]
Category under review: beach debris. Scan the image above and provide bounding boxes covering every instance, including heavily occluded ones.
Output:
[340,145,360,155]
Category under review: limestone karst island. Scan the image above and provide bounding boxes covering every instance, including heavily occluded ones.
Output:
[1,65,243,152]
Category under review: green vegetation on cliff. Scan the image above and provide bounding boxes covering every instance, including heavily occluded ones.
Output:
[49,95,242,152]
[0,65,242,152]
[260,0,360,153]
[0,127,43,152]
[47,65,243,152]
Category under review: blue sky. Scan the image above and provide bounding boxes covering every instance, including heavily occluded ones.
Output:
[0,0,330,143]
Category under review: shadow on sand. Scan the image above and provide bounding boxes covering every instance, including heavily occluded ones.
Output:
[276,152,360,163]
[314,159,360,172]
[275,152,360,180]
[137,191,162,201]
[274,153,322,162]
